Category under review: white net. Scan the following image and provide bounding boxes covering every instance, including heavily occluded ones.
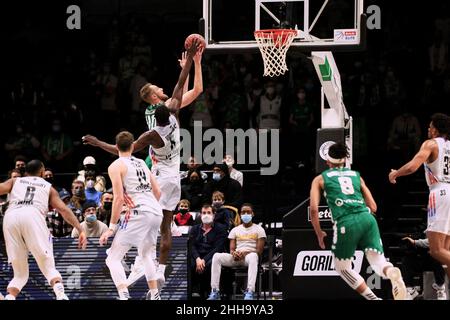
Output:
[254,29,297,77]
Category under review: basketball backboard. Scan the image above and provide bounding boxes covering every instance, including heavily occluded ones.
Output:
[201,0,366,52]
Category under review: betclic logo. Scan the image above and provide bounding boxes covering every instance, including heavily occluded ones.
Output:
[293,251,364,276]
[307,206,332,222]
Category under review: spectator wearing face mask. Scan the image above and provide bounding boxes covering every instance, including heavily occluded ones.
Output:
[189,204,228,299]
[180,156,208,182]
[84,173,103,206]
[76,156,107,192]
[174,199,194,226]
[223,155,243,186]
[71,201,108,238]
[202,163,242,209]
[98,192,113,224]
[68,180,85,222]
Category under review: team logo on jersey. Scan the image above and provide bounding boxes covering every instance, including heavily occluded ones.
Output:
[319,141,336,161]
[335,198,344,207]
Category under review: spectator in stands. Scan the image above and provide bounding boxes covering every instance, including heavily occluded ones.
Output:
[223,154,243,186]
[174,199,195,226]
[211,191,236,231]
[43,167,63,192]
[98,192,113,224]
[8,169,22,179]
[401,234,447,300]
[14,155,27,176]
[84,172,103,206]
[257,81,282,130]
[72,201,108,238]
[180,156,208,182]
[203,163,242,209]
[387,106,422,163]
[208,203,266,300]
[4,123,40,161]
[76,156,107,192]
[69,180,85,222]
[40,118,74,171]
[47,189,75,237]
[181,169,206,212]
[189,204,228,299]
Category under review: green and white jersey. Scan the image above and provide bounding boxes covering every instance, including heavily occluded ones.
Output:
[321,167,368,222]
[145,103,164,131]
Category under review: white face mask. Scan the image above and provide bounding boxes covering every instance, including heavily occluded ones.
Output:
[201,214,214,224]
[86,180,95,189]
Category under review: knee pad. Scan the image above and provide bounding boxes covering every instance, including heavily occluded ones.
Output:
[365,251,392,279]
[334,258,364,290]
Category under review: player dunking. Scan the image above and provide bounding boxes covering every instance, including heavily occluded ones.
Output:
[389,113,450,281]
[99,131,163,300]
[310,143,407,300]
[0,160,87,300]
[83,39,202,289]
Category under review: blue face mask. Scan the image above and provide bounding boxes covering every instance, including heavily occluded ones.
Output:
[85,214,97,223]
[212,173,222,181]
[241,214,252,224]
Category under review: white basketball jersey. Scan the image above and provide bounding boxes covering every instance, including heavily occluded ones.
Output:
[7,177,51,216]
[120,156,161,215]
[151,114,180,177]
[424,137,450,187]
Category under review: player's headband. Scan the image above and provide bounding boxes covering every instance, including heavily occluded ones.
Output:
[327,154,346,164]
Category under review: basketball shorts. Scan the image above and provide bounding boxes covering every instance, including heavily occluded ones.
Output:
[3,208,54,264]
[427,184,450,235]
[332,210,384,260]
[155,175,181,211]
[115,209,163,247]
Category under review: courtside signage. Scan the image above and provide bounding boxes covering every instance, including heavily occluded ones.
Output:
[307,206,332,222]
[293,250,364,276]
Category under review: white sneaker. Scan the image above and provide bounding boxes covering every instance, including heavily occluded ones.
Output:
[432,283,447,300]
[118,290,130,300]
[127,257,145,286]
[387,267,407,300]
[56,294,69,300]
[406,287,419,300]
[146,290,161,300]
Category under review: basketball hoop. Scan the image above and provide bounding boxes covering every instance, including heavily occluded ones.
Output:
[254,29,297,77]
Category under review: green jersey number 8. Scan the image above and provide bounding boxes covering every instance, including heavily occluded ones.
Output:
[338,177,355,195]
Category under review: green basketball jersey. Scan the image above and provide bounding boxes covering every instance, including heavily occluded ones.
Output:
[145,103,164,130]
[321,167,368,221]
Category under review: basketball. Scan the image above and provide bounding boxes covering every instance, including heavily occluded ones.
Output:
[184,33,206,50]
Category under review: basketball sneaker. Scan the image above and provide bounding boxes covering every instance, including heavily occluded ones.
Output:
[243,290,254,300]
[406,287,420,300]
[386,267,407,300]
[207,289,220,300]
[56,294,69,300]
[432,283,447,300]
[146,290,161,300]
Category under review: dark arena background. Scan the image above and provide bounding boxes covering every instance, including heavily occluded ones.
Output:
[0,0,449,311]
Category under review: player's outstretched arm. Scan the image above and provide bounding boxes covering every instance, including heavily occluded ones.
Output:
[180,48,204,108]
[309,175,327,249]
[82,135,119,156]
[132,130,163,153]
[49,187,87,249]
[166,39,200,115]
[389,139,436,184]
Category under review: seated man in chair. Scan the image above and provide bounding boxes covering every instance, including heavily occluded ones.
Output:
[207,203,266,300]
